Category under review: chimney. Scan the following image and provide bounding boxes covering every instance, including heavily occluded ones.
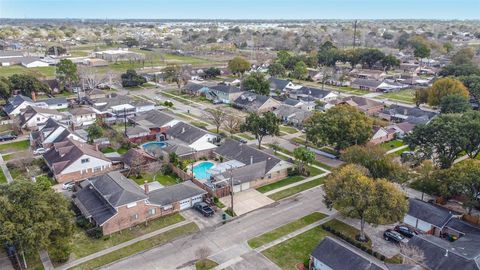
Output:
[31,91,36,102]
[182,127,185,133]
[403,108,408,115]
[250,155,253,165]
[144,181,149,194]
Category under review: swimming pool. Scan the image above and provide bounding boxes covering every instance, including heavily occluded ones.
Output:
[193,161,214,180]
[142,141,167,156]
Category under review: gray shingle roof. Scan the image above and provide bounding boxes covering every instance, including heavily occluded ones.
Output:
[353,78,383,88]
[234,92,275,111]
[210,84,242,94]
[216,161,268,185]
[74,186,117,226]
[130,110,174,129]
[166,122,209,145]
[36,97,68,106]
[296,86,333,99]
[148,181,206,206]
[4,95,34,114]
[268,77,291,90]
[407,199,453,228]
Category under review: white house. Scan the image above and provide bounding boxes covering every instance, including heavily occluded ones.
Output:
[3,95,36,117]
[21,58,49,68]
[19,106,65,129]
[69,107,97,127]
[165,122,218,153]
[35,97,69,110]
[30,118,86,149]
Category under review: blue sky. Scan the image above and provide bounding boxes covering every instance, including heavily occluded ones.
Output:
[0,0,478,20]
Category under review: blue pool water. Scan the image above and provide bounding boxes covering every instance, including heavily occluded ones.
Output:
[142,141,167,154]
[193,161,214,180]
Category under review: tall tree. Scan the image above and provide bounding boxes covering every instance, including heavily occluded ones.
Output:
[460,75,480,103]
[293,147,315,175]
[56,59,78,90]
[204,109,226,134]
[413,44,431,60]
[291,61,308,79]
[243,72,270,95]
[121,69,146,88]
[323,164,408,241]
[0,76,12,101]
[267,63,286,77]
[86,123,103,142]
[460,111,480,159]
[305,105,373,151]
[425,78,469,106]
[241,112,280,149]
[441,160,480,214]
[359,49,385,69]
[0,180,74,264]
[162,65,182,88]
[228,56,250,76]
[381,55,400,71]
[9,74,50,97]
[224,114,242,134]
[451,47,475,66]
[439,95,471,114]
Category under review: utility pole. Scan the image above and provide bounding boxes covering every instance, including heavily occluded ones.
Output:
[353,20,358,51]
[229,166,234,216]
[124,107,127,136]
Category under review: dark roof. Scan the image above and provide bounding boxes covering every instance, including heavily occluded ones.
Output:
[210,84,242,94]
[381,105,437,125]
[311,237,386,270]
[166,122,209,144]
[445,218,480,236]
[283,98,302,106]
[214,139,282,173]
[130,110,174,129]
[148,181,206,206]
[88,171,148,207]
[407,199,453,228]
[268,77,291,90]
[36,97,68,106]
[294,86,333,99]
[408,234,480,270]
[74,185,117,225]
[4,95,34,114]
[234,92,275,111]
[352,78,383,88]
[184,82,206,92]
[217,161,268,185]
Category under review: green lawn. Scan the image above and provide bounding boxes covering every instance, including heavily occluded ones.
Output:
[380,139,405,151]
[378,89,416,104]
[71,222,198,270]
[191,121,209,128]
[0,140,30,154]
[132,173,179,186]
[0,169,7,184]
[0,124,13,133]
[256,176,305,193]
[248,212,327,249]
[0,65,56,78]
[323,219,372,248]
[70,213,185,260]
[116,146,129,155]
[262,226,329,270]
[236,133,255,140]
[195,259,218,270]
[279,125,299,134]
[268,178,325,201]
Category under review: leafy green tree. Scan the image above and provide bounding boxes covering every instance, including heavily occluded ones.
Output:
[381,55,400,71]
[243,72,270,95]
[397,32,410,50]
[0,180,74,263]
[162,65,182,88]
[267,63,286,77]
[359,49,385,69]
[203,67,221,79]
[291,61,307,79]
[405,114,466,169]
[123,37,139,47]
[410,160,439,200]
[443,42,454,53]
[305,105,373,151]
[382,32,394,40]
[293,147,315,175]
[323,164,408,241]
[240,112,280,149]
[460,75,480,103]
[460,111,480,159]
[86,123,103,142]
[413,44,431,59]
[439,95,471,113]
[440,64,480,77]
[9,74,50,97]
[441,160,480,214]
[228,56,250,76]
[451,47,475,66]
[425,78,469,106]
[121,69,146,88]
[341,144,407,182]
[0,76,12,101]
[276,50,292,67]
[56,59,78,89]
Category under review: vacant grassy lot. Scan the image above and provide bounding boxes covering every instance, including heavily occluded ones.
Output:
[256,175,305,193]
[262,226,329,270]
[268,178,325,201]
[71,222,198,270]
[378,89,416,104]
[0,140,30,154]
[0,65,56,78]
[70,213,185,260]
[248,212,327,249]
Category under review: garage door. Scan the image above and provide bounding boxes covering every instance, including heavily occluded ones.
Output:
[191,195,203,205]
[241,182,250,191]
[179,199,191,210]
[233,185,242,193]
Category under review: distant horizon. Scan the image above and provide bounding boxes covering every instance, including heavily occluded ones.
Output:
[0,0,479,20]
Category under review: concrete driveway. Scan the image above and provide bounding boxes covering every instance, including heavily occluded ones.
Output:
[220,189,274,216]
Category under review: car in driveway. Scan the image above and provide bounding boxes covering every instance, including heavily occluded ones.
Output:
[33,147,47,155]
[0,134,17,142]
[384,229,408,244]
[193,202,214,217]
[62,181,75,190]
[394,225,419,238]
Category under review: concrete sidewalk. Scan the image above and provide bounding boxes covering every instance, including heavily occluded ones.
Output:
[385,145,408,154]
[55,220,191,270]
[263,172,329,196]
[0,154,13,183]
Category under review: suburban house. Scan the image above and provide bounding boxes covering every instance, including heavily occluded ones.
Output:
[86,93,155,122]
[338,96,384,115]
[43,138,114,183]
[379,105,437,125]
[273,104,312,127]
[282,98,316,111]
[403,199,457,236]
[349,69,386,80]
[183,82,210,96]
[233,92,281,113]
[211,139,292,193]
[3,95,36,116]
[309,237,392,270]
[73,171,206,235]
[68,107,97,127]
[128,109,180,141]
[351,78,383,91]
[206,84,243,104]
[289,86,338,102]
[35,97,69,110]
[30,118,86,149]
[268,77,296,93]
[164,122,218,158]
[222,78,241,86]
[369,122,415,145]
[21,57,49,68]
[94,49,145,62]
[19,106,66,129]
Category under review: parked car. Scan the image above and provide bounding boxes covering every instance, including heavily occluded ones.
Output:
[394,225,419,238]
[33,147,47,155]
[193,202,214,217]
[62,181,75,190]
[0,134,17,142]
[384,229,408,244]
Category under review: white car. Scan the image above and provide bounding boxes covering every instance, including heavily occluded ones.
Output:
[62,181,75,190]
[33,148,46,155]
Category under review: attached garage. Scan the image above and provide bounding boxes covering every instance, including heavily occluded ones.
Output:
[233,182,250,193]
[148,180,208,212]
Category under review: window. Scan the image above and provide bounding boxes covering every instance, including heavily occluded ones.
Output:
[148,208,156,216]
[81,158,90,164]
[94,167,101,172]
[131,213,139,220]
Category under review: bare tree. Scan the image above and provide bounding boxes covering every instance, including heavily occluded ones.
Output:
[204,109,226,134]
[195,246,212,269]
[78,66,104,90]
[11,116,22,135]
[400,243,425,266]
[126,153,145,178]
[224,114,242,135]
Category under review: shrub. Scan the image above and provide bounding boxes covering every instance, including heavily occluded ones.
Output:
[86,227,103,239]
[49,240,71,263]
[380,255,386,261]
[303,258,310,268]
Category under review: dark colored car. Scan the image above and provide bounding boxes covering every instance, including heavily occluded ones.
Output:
[194,202,214,217]
[384,229,408,244]
[394,225,419,238]
[0,134,17,142]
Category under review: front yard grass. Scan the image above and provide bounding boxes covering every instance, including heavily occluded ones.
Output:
[195,259,218,270]
[322,219,372,248]
[279,125,299,134]
[236,133,255,140]
[132,173,179,186]
[71,222,198,270]
[256,175,305,193]
[70,213,185,260]
[0,169,6,184]
[380,139,404,151]
[262,226,329,270]
[0,140,30,154]
[268,177,325,201]
[378,89,416,104]
[248,212,327,249]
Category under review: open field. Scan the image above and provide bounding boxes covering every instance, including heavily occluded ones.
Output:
[0,66,56,78]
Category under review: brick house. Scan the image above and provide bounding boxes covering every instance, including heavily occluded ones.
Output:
[127,110,180,142]
[74,171,206,235]
[338,96,384,116]
[43,138,114,183]
[233,92,281,113]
